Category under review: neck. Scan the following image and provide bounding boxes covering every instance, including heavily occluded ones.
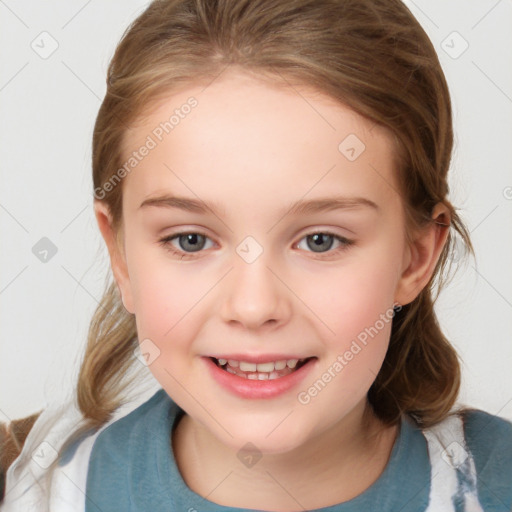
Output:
[172,401,399,511]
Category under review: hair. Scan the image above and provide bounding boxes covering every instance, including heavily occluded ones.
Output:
[7,0,476,498]
[84,0,477,428]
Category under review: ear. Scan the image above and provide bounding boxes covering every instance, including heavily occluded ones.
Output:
[94,200,135,314]
[394,203,450,306]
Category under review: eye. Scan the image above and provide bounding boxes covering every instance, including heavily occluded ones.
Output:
[295,231,354,257]
[159,231,214,259]
[159,230,354,260]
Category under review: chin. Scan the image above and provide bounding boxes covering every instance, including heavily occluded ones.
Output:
[210,413,315,455]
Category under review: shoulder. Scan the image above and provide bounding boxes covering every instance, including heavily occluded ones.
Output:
[452,407,512,510]
[424,407,512,449]
[0,412,42,503]
[86,388,173,477]
[89,388,171,458]
[1,385,164,512]
[461,407,512,444]
[84,388,175,511]
[1,398,86,511]
[460,408,512,500]
[417,407,512,511]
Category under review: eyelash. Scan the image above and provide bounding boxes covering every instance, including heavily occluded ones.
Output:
[158,230,355,260]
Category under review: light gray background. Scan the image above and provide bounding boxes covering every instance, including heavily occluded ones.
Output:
[1,1,511,423]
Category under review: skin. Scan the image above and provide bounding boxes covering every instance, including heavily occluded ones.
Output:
[95,69,449,510]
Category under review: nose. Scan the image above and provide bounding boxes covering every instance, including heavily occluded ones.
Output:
[220,250,292,331]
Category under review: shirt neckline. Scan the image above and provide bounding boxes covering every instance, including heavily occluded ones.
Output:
[147,389,429,511]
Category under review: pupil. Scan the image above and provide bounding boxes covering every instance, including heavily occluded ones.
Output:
[308,233,333,252]
[180,233,205,252]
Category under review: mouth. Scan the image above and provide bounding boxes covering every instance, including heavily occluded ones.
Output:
[209,356,315,380]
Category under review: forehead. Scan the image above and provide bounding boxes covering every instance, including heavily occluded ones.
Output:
[120,70,400,215]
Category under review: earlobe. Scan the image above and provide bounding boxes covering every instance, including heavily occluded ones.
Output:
[93,200,135,314]
[394,203,450,306]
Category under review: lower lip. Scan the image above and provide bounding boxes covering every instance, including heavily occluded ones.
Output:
[203,357,317,399]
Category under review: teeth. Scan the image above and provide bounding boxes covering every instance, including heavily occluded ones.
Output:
[239,361,257,372]
[256,362,275,372]
[217,357,308,374]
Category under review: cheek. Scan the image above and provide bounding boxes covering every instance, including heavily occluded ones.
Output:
[300,253,400,344]
[294,257,399,414]
[128,254,208,390]
[126,244,203,342]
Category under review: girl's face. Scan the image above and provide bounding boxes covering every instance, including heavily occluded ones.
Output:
[97,70,439,454]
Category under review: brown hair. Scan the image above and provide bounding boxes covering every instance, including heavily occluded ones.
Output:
[12,0,475,488]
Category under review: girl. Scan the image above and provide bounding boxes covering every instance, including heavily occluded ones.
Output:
[2,0,511,510]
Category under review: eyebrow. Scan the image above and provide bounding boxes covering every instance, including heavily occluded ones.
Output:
[139,194,378,217]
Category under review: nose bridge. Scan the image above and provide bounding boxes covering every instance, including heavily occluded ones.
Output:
[220,236,291,329]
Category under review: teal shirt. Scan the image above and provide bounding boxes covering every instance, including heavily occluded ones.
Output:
[84,389,512,511]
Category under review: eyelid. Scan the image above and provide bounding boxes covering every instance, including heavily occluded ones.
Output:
[294,230,354,258]
[159,230,215,260]
[158,228,355,260]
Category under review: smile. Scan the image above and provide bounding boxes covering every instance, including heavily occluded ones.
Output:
[204,355,317,399]
[211,357,314,380]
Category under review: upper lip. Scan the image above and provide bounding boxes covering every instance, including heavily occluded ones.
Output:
[206,354,315,363]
